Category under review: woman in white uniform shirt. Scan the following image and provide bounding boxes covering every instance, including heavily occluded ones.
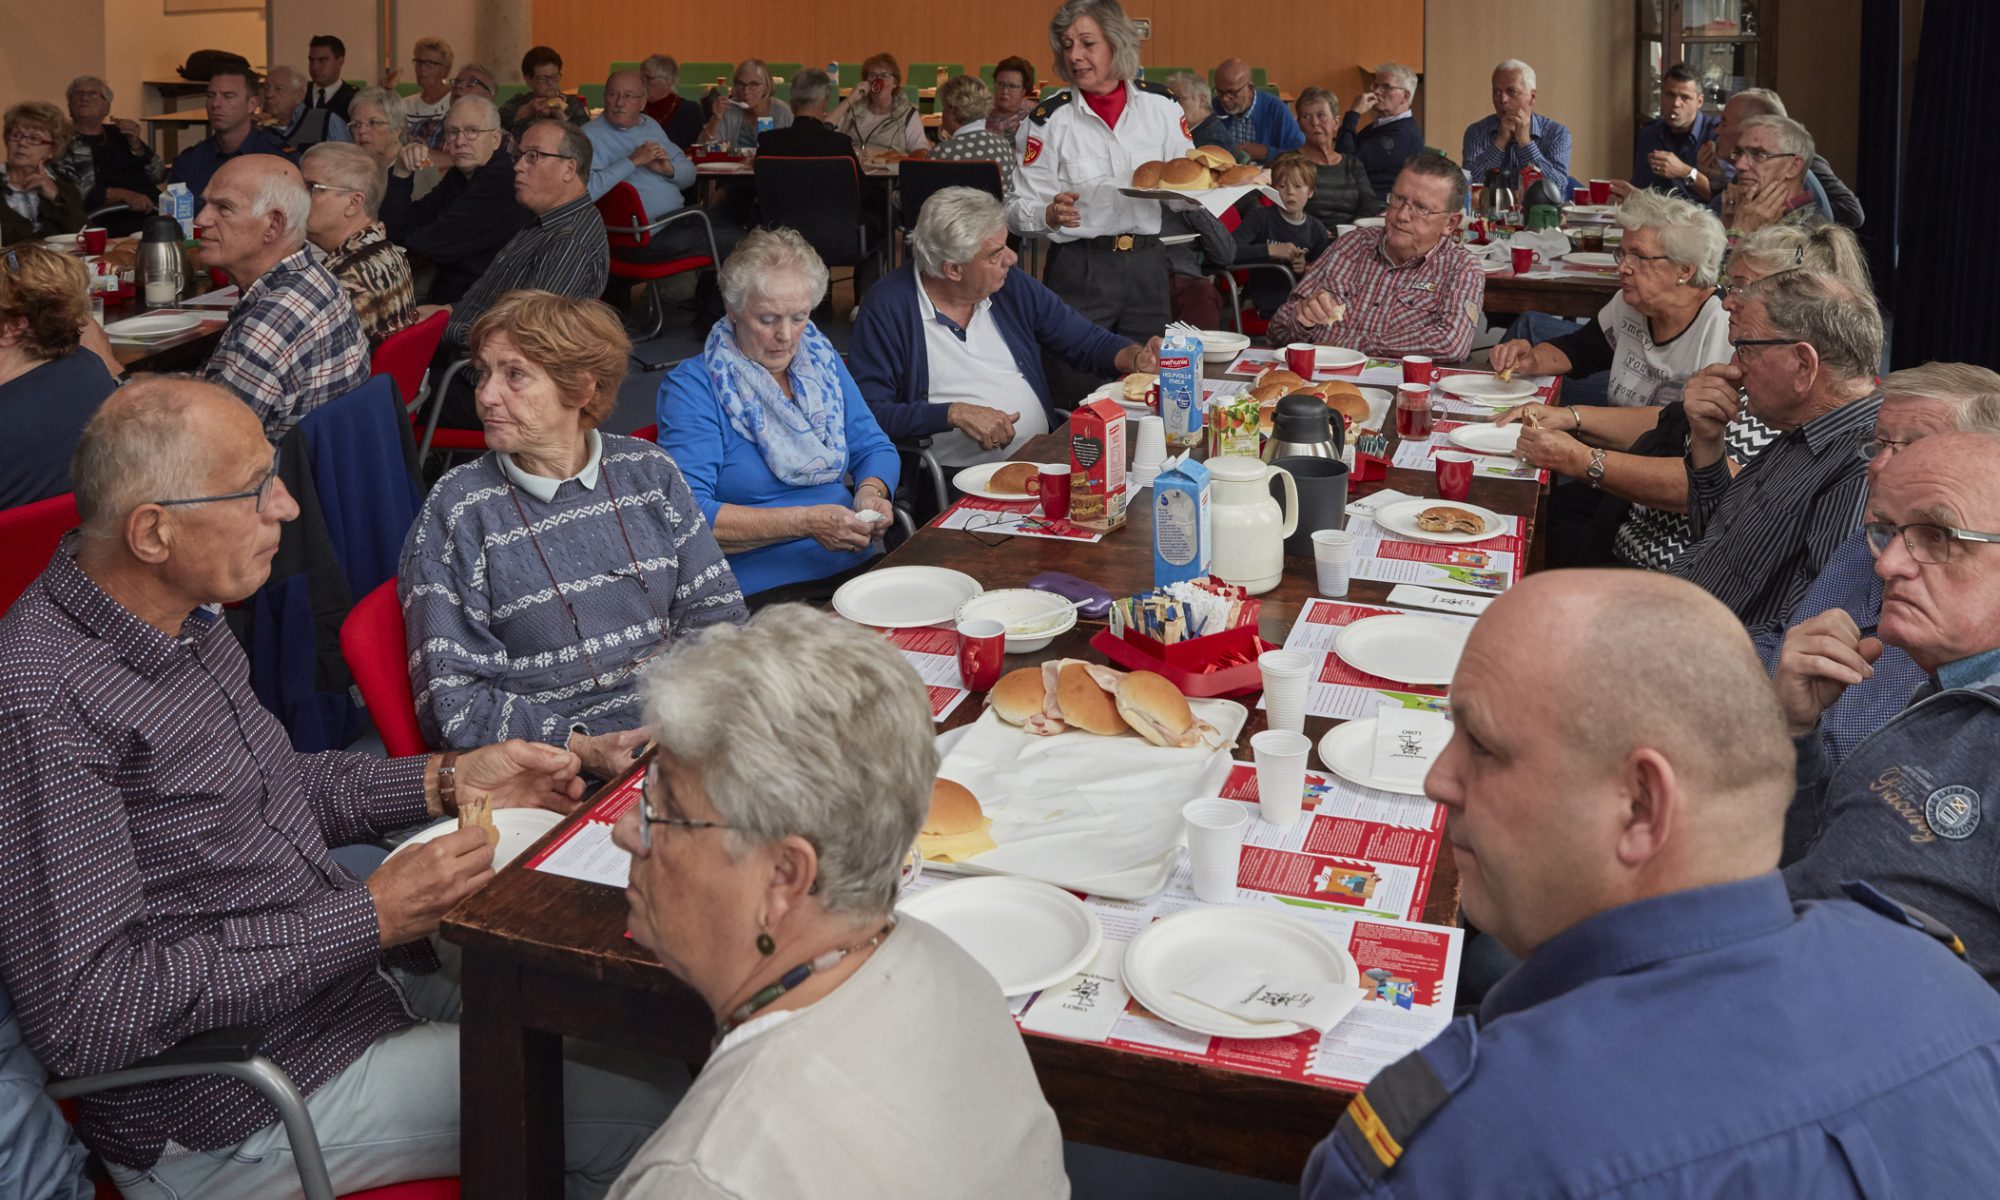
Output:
[1010,0,1190,400]
[607,606,1068,1200]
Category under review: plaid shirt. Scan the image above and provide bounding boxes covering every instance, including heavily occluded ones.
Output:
[0,542,434,1169]
[444,192,609,353]
[323,222,418,348]
[1266,226,1486,360]
[202,248,370,441]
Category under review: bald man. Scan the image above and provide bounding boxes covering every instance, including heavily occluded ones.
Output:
[0,379,676,1199]
[1782,433,2000,987]
[195,154,369,439]
[1210,58,1302,163]
[1303,570,2000,1197]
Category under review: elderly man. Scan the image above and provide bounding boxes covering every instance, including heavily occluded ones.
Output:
[639,54,703,150]
[0,380,677,1200]
[1720,114,1822,242]
[1267,152,1485,360]
[1211,58,1302,163]
[430,118,609,429]
[1780,433,2000,987]
[1667,270,1880,626]
[300,142,418,346]
[261,65,350,152]
[1701,88,1862,229]
[166,66,288,198]
[1337,62,1425,200]
[452,64,498,102]
[757,68,854,159]
[195,155,369,440]
[584,69,732,266]
[1754,364,2000,784]
[57,75,163,234]
[1630,62,1717,201]
[851,186,1161,465]
[1301,569,2000,1197]
[379,93,527,303]
[1460,59,1572,197]
[305,33,356,120]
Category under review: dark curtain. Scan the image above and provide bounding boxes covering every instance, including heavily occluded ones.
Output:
[1891,0,2000,370]
[1855,0,1902,309]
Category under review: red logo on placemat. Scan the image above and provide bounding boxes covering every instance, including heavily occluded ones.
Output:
[1024,136,1043,165]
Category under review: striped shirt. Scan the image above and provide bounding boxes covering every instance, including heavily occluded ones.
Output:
[0,540,433,1170]
[399,433,747,749]
[1266,226,1486,360]
[444,192,610,353]
[202,248,371,441]
[322,221,419,348]
[1670,393,1881,627]
[1461,111,1574,196]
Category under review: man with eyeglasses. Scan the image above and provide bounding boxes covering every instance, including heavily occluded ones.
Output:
[60,74,164,236]
[1210,58,1302,164]
[1337,62,1424,199]
[1460,59,1572,198]
[379,94,528,303]
[1700,89,1862,230]
[1778,431,2000,988]
[1266,152,1485,361]
[1719,114,1822,243]
[450,64,498,102]
[166,67,289,199]
[0,379,679,1198]
[300,142,418,346]
[639,54,704,152]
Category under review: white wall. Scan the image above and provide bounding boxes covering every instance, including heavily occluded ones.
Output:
[0,7,108,113]
[268,0,380,89]
[101,0,268,121]
[388,0,481,86]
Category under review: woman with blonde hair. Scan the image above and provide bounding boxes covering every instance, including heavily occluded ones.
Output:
[0,244,120,508]
[399,290,746,777]
[1,102,84,243]
[400,36,455,147]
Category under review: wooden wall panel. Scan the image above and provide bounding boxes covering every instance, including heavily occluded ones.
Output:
[529,0,1422,101]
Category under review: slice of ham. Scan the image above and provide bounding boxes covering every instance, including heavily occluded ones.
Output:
[1023,713,1069,737]
[1019,659,1131,738]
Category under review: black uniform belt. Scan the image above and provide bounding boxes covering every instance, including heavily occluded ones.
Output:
[1073,233,1161,252]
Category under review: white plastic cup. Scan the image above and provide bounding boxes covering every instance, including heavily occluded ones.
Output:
[1182,798,1248,903]
[1132,414,1168,467]
[1259,649,1312,734]
[1252,730,1312,827]
[1312,529,1357,597]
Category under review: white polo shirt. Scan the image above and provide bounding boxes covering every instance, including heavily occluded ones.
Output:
[916,282,1049,468]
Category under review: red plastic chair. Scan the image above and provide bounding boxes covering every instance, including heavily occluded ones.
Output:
[631,423,658,442]
[413,359,488,461]
[339,579,430,757]
[371,309,451,417]
[0,492,80,612]
[597,181,719,339]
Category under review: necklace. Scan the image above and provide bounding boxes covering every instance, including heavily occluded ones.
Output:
[714,919,896,1045]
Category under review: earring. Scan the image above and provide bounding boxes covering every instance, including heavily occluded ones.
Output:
[755,924,775,956]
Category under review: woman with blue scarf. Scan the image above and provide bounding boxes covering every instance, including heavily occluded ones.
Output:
[660,228,901,601]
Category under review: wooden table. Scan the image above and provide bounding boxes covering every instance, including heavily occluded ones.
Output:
[87,239,228,374]
[1480,263,1622,319]
[442,370,1546,1196]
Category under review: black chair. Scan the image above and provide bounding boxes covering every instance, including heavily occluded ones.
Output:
[892,159,1006,248]
[752,156,884,292]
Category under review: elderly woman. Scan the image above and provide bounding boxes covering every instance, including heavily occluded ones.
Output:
[399,36,455,147]
[58,76,163,235]
[1167,70,1227,147]
[499,45,590,132]
[831,52,927,156]
[986,55,1038,141]
[300,142,419,345]
[2,103,85,244]
[607,606,1069,1198]
[399,290,747,778]
[348,86,442,201]
[1295,87,1381,231]
[0,245,120,509]
[640,54,704,150]
[1010,0,1191,401]
[659,229,900,601]
[930,76,1017,193]
[698,58,794,152]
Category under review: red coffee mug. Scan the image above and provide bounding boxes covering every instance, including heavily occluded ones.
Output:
[81,227,108,255]
[1510,246,1537,275]
[1033,463,1072,522]
[1284,342,1317,378]
[1401,355,1435,385]
[1572,187,1589,206]
[956,619,1007,692]
[1589,179,1612,206]
[1436,451,1475,501]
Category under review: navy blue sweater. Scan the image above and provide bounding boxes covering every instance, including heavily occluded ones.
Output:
[1336,111,1426,200]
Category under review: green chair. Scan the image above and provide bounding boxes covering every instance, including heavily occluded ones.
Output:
[578,83,605,109]
[1143,65,1193,84]
[908,62,965,88]
[682,61,735,89]
[767,62,803,83]
[835,62,863,91]
[772,81,791,103]
[675,83,710,102]
[495,82,528,105]
[394,82,420,98]
[979,64,997,87]
[609,60,642,77]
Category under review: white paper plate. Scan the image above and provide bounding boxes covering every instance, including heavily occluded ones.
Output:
[952,461,1056,502]
[1318,718,1432,797]
[1564,204,1618,219]
[1196,330,1251,362]
[833,566,983,629]
[1334,614,1472,686]
[42,233,81,247]
[1083,377,1155,419]
[1448,423,1522,456]
[1353,216,1386,228]
[1564,251,1618,269]
[103,314,201,339]
[900,876,1102,997]
[1315,346,1368,373]
[1373,497,1508,545]
[386,807,564,871]
[1439,375,1539,406]
[956,588,1078,653]
[1123,907,1357,1039]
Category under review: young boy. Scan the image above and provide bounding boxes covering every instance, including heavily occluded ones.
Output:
[1232,151,1333,316]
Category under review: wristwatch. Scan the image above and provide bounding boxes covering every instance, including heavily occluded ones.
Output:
[1685,168,1700,187]
[1586,448,1608,488]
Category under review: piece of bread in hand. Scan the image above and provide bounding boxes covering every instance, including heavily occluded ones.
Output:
[1416,505,1487,535]
[459,791,498,852]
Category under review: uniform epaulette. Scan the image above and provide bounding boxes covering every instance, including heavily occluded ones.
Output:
[1842,880,1969,959]
[1334,1031,1463,1180]
[1133,77,1174,99]
[1029,90,1072,126]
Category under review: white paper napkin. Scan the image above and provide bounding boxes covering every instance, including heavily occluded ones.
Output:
[1173,962,1364,1034]
[1371,704,1451,783]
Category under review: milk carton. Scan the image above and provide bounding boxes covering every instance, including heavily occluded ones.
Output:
[1153,455,1211,587]
[1158,333,1203,449]
[1069,396,1128,532]
[162,183,196,239]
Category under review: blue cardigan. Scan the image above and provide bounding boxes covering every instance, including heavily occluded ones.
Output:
[658,348,901,597]
[1239,89,1305,159]
[849,264,1132,441]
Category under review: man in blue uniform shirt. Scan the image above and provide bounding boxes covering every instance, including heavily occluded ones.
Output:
[1630,63,1718,201]
[1303,568,2000,1198]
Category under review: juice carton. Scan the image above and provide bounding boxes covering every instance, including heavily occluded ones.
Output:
[1069,396,1128,532]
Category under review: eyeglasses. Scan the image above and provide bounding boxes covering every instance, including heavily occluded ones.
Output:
[350,118,393,131]
[863,71,898,82]
[637,789,732,851]
[529,71,563,85]
[413,57,447,68]
[151,451,281,513]
[1864,520,2000,565]
[1730,336,1798,359]
[1857,436,1915,461]
[1385,191,1449,219]
[5,131,54,147]
[1726,145,1797,164]
[641,73,672,84]
[1217,82,1256,99]
[993,80,1026,92]
[442,124,498,141]
[1611,246,1673,266]
[306,181,360,197]
[451,76,494,93]
[517,148,575,167]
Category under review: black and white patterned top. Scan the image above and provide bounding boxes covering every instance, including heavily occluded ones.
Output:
[1615,408,1782,571]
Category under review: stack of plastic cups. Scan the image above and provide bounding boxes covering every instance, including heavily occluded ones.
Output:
[1129,414,1168,489]
[1181,798,1248,903]
[1312,530,1357,597]
[1259,650,1311,734]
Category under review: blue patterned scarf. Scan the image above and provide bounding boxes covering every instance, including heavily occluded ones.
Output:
[702,317,849,487]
